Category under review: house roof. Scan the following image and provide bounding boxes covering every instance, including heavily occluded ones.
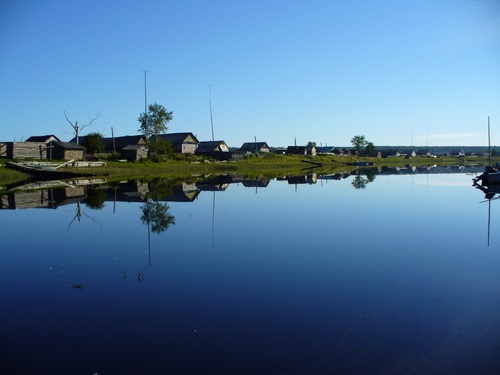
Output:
[70,135,145,150]
[26,135,61,143]
[53,140,86,150]
[157,132,199,144]
[287,146,307,153]
[240,142,269,151]
[122,144,148,151]
[196,140,227,153]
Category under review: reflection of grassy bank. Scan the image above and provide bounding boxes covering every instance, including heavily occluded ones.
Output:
[0,154,494,192]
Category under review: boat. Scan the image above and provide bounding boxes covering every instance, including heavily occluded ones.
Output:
[473,165,500,185]
[472,117,500,185]
[6,161,105,180]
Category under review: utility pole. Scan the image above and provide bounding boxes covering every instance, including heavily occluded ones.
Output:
[209,84,215,141]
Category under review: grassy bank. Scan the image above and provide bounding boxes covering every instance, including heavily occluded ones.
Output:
[0,153,494,192]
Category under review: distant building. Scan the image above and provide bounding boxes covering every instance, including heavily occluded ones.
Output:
[156,132,199,154]
[196,140,229,154]
[239,142,270,153]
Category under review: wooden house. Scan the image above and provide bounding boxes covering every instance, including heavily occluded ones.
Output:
[286,146,307,155]
[1,142,47,159]
[71,134,148,160]
[287,145,316,156]
[239,142,270,153]
[157,133,199,154]
[51,141,86,160]
[121,144,149,161]
[0,135,64,159]
[25,135,61,143]
[196,141,229,154]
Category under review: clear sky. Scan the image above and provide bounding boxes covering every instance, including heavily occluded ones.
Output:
[1,0,499,147]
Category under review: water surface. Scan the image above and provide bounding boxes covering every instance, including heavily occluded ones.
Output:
[1,170,499,374]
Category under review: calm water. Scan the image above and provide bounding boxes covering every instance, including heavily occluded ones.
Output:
[1,168,500,374]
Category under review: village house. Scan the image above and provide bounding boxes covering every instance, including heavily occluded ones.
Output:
[0,135,83,160]
[71,135,148,161]
[156,132,199,154]
[196,140,230,154]
[239,142,270,153]
[286,145,317,156]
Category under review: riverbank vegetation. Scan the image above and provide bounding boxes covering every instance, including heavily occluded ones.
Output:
[0,152,495,192]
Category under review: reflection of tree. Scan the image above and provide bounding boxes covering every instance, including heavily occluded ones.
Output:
[68,202,102,231]
[365,168,376,182]
[85,189,106,210]
[352,175,368,189]
[140,199,175,234]
[140,198,175,266]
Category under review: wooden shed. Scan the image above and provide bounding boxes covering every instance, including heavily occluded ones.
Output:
[51,141,86,160]
[121,144,149,161]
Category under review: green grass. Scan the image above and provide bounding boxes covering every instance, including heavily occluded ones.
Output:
[0,153,495,194]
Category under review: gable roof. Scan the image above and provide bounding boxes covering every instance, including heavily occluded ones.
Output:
[240,142,269,151]
[26,135,61,143]
[70,135,145,150]
[156,132,199,144]
[53,140,86,150]
[196,140,228,153]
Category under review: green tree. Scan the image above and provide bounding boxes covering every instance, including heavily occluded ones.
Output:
[138,102,173,155]
[83,132,105,154]
[351,135,368,154]
[307,141,316,147]
[365,142,376,157]
[85,189,106,210]
[140,199,175,234]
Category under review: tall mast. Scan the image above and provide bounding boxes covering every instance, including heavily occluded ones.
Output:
[488,116,491,166]
[144,71,148,114]
[209,84,215,141]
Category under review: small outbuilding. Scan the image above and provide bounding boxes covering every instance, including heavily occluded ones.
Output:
[51,141,86,160]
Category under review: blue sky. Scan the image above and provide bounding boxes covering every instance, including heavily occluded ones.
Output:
[1,0,499,147]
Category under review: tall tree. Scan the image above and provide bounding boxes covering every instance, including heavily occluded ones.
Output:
[83,132,105,154]
[65,112,100,144]
[365,142,376,157]
[138,102,173,154]
[351,135,368,154]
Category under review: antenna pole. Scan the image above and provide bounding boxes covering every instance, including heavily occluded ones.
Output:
[209,84,215,141]
[144,71,148,114]
[488,116,491,166]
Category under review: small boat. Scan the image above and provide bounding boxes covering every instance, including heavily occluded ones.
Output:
[6,161,104,180]
[473,165,500,185]
[473,117,499,185]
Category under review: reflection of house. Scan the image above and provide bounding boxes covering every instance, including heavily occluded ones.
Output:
[0,187,87,210]
[241,179,270,188]
[239,142,270,153]
[157,133,199,154]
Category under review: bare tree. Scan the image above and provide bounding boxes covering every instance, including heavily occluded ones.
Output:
[64,111,100,144]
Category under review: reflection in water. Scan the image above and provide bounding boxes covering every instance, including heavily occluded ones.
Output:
[140,197,175,266]
[85,188,106,210]
[67,201,102,231]
[1,168,500,374]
